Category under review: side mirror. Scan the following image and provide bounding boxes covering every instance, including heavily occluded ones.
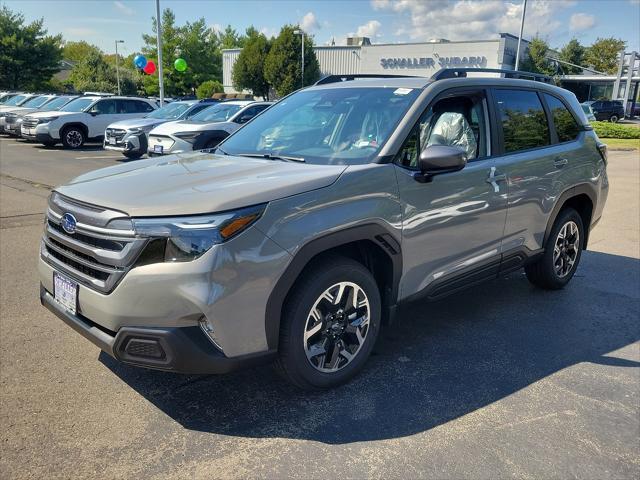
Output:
[415,145,467,183]
[89,111,98,116]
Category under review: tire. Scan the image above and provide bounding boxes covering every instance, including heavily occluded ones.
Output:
[609,114,619,123]
[42,141,57,148]
[123,151,143,160]
[525,207,584,290]
[61,126,85,149]
[275,255,382,390]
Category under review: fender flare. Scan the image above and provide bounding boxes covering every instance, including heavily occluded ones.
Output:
[543,183,597,248]
[264,223,402,350]
[59,122,88,139]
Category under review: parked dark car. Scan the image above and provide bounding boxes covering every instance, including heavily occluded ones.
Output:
[586,100,625,122]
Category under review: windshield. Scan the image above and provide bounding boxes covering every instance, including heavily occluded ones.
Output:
[146,102,191,119]
[21,96,50,108]
[3,95,28,106]
[41,96,73,111]
[219,87,421,165]
[59,98,95,112]
[191,103,243,122]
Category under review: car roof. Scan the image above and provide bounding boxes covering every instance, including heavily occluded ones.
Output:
[311,77,432,90]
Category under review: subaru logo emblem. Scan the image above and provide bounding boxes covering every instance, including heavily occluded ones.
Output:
[61,213,77,234]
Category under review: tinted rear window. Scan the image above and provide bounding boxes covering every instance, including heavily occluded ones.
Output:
[494,89,549,153]
[544,94,581,143]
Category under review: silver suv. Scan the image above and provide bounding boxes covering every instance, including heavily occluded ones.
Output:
[39,69,608,390]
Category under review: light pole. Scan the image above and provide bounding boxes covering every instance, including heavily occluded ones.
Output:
[294,29,305,88]
[155,0,165,106]
[514,0,527,70]
[115,40,124,95]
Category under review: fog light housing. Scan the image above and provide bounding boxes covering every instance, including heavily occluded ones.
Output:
[199,317,222,351]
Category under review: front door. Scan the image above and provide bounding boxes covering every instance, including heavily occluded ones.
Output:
[87,99,120,137]
[394,89,508,301]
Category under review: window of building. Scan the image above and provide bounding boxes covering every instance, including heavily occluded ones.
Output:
[494,89,550,153]
[544,94,581,143]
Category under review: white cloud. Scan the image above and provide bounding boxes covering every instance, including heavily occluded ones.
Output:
[371,0,577,41]
[300,11,320,32]
[569,12,596,31]
[356,20,382,38]
[113,1,135,16]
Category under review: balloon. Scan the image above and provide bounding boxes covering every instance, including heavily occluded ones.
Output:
[133,54,147,69]
[143,60,156,75]
[174,58,187,72]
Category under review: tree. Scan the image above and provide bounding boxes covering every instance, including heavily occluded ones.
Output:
[63,40,102,63]
[68,50,136,94]
[264,25,320,97]
[0,5,63,90]
[585,37,626,74]
[520,36,555,76]
[558,38,585,74]
[196,80,223,99]
[232,30,271,99]
[218,25,246,49]
[141,8,222,96]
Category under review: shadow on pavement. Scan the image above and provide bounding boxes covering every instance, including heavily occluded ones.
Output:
[101,250,640,444]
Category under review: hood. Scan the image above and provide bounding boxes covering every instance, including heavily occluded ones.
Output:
[26,110,80,119]
[56,152,347,217]
[107,117,166,130]
[0,106,33,115]
[150,119,223,135]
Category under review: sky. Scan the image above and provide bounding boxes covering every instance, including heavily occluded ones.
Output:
[5,0,640,57]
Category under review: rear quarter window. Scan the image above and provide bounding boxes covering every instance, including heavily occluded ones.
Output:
[543,94,581,143]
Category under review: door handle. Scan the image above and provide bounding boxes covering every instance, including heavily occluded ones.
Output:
[554,157,569,168]
[486,166,507,193]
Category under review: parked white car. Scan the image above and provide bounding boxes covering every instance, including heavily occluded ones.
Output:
[147,100,272,155]
[0,95,58,133]
[21,96,157,149]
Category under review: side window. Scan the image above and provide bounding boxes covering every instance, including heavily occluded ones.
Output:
[544,94,581,143]
[119,100,153,113]
[494,89,549,153]
[91,99,116,114]
[137,100,154,112]
[396,93,488,168]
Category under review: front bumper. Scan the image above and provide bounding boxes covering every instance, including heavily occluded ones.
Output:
[40,285,276,374]
[104,131,147,155]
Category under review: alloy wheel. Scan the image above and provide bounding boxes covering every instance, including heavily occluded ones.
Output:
[66,130,83,148]
[553,220,580,278]
[303,281,370,373]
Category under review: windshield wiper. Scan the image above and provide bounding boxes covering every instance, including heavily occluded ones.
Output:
[233,152,306,163]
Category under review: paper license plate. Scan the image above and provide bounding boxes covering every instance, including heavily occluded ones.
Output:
[53,271,78,315]
[153,144,163,154]
[108,137,116,145]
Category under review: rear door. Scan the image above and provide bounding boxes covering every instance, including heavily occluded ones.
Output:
[394,88,509,300]
[492,88,582,259]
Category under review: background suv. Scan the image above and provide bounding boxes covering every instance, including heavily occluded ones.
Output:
[147,100,272,155]
[22,96,157,149]
[38,70,607,390]
[3,95,78,136]
[585,99,625,122]
[104,98,218,159]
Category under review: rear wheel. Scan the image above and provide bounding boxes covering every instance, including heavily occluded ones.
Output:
[609,114,619,123]
[61,126,85,149]
[525,207,584,290]
[275,256,381,390]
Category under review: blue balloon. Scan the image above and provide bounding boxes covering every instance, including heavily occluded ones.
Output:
[134,54,147,69]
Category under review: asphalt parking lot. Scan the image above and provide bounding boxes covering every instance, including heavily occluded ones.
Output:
[1,136,639,479]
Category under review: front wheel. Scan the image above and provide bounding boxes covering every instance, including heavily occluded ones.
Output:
[123,151,143,160]
[525,207,584,290]
[275,256,381,390]
[61,126,85,149]
[609,114,619,123]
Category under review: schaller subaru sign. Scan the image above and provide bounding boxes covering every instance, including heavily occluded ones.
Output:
[380,53,487,69]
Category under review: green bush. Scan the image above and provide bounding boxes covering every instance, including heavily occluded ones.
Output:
[592,121,640,139]
[196,80,223,99]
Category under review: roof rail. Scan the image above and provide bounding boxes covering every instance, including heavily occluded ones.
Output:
[314,74,419,85]
[431,68,553,84]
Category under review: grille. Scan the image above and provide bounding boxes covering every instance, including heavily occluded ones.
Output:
[41,192,147,294]
[22,117,39,129]
[105,128,126,142]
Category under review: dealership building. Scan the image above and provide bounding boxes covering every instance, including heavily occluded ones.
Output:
[222,33,639,109]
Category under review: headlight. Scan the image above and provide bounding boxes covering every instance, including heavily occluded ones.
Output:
[174,131,203,144]
[38,116,59,123]
[132,204,266,264]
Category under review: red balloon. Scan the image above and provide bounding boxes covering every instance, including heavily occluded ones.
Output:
[143,60,156,75]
